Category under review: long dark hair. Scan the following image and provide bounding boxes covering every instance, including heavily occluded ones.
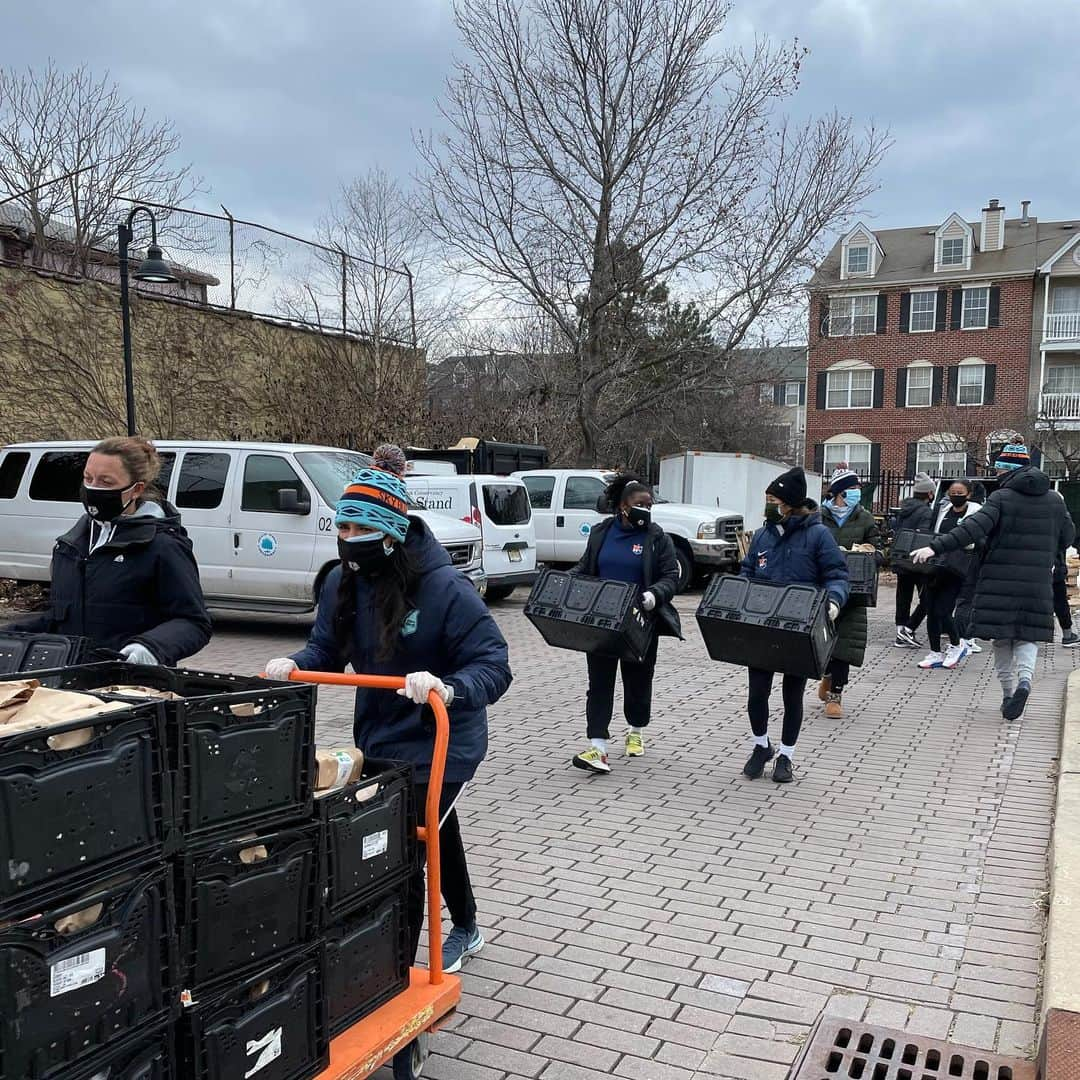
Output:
[603,473,650,514]
[334,543,418,662]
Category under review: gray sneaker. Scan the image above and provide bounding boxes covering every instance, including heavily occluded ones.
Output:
[443,924,484,974]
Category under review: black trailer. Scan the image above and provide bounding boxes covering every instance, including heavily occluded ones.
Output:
[406,440,549,476]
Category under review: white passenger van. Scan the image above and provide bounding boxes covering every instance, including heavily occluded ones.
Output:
[0,441,486,612]
[405,474,538,601]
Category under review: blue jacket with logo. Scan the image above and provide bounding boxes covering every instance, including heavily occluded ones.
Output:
[290,518,511,783]
[740,508,850,608]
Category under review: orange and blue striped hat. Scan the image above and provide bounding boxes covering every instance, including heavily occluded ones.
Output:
[336,466,411,542]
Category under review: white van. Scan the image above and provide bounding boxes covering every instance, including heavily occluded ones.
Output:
[0,441,486,612]
[405,474,537,601]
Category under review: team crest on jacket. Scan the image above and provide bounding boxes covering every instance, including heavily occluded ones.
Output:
[632,543,643,556]
[401,610,419,637]
[757,552,768,569]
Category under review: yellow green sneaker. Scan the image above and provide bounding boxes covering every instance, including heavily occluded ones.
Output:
[625,729,645,757]
[572,746,611,773]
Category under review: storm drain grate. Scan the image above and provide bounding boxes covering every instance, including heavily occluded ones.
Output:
[792,1018,1036,1080]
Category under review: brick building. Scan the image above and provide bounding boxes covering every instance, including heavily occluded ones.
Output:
[804,200,1080,492]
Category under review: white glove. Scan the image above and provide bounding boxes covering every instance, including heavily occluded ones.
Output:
[828,602,841,622]
[641,591,657,612]
[911,547,935,565]
[398,671,453,706]
[265,658,298,681]
[120,642,158,666]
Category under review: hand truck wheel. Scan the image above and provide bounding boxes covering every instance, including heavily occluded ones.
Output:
[392,1034,430,1079]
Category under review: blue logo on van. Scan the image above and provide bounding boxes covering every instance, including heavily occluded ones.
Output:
[579,523,591,536]
[258,534,278,557]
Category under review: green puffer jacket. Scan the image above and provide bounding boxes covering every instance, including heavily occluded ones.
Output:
[820,502,883,667]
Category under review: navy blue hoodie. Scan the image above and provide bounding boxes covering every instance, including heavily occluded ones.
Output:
[290,517,511,783]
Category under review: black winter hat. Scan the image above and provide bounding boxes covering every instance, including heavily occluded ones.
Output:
[766,466,808,508]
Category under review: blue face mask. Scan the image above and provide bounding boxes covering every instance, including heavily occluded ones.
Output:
[842,488,861,508]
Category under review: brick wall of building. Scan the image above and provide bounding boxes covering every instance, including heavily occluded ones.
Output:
[805,277,1035,474]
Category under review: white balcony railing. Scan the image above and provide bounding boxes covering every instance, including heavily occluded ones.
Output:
[1046,311,1080,341]
[1040,392,1080,420]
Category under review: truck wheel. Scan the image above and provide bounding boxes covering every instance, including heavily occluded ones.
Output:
[691,569,713,591]
[485,585,516,603]
[674,548,693,593]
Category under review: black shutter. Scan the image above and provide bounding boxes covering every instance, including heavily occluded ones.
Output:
[876,294,888,334]
[816,372,828,410]
[966,453,980,475]
[906,443,919,477]
[936,289,948,331]
[932,367,944,406]
[988,286,1001,328]
[984,364,996,404]
[947,366,958,405]
[773,383,784,406]
[869,443,881,479]
[1031,445,1043,468]
[798,381,806,406]
[872,368,885,408]
[896,368,908,407]
[899,292,911,333]
[813,444,825,474]
[950,288,963,330]
[819,300,830,338]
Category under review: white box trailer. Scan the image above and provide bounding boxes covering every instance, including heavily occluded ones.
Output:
[658,451,823,532]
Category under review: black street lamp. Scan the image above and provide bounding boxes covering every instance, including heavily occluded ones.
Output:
[118,206,178,435]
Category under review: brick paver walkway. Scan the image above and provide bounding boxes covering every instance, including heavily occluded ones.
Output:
[192,583,1074,1079]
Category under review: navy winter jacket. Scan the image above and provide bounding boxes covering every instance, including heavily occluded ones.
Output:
[740,509,850,609]
[6,501,211,664]
[290,518,511,783]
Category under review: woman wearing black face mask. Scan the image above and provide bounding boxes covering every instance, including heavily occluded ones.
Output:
[5,436,210,665]
[569,474,682,774]
[263,445,511,1036]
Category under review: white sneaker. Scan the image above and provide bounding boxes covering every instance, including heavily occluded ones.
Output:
[967,639,983,654]
[942,643,968,669]
[918,651,944,669]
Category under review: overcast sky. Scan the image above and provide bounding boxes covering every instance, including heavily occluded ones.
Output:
[5,0,1077,240]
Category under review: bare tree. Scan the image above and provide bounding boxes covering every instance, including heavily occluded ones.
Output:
[417,0,887,462]
[1025,409,1080,480]
[0,62,197,274]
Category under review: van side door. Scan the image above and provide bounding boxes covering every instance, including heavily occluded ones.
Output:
[555,474,607,562]
[521,474,557,561]
[171,449,236,602]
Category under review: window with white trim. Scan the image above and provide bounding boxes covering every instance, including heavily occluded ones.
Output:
[910,291,937,332]
[826,369,874,409]
[957,364,986,406]
[829,295,877,336]
[824,442,871,476]
[759,384,773,405]
[1051,287,1080,313]
[917,438,967,478]
[941,237,966,266]
[962,287,990,329]
[1046,365,1080,394]
[906,367,932,407]
[846,245,870,275]
[783,381,802,406]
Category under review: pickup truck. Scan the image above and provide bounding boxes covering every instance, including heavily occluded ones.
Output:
[514,469,743,591]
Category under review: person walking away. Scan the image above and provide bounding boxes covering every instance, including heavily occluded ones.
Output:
[916,480,981,670]
[5,436,211,665]
[263,445,511,1013]
[740,467,849,782]
[1052,490,1079,646]
[818,466,882,719]
[893,473,936,648]
[912,445,1074,720]
[570,474,682,774]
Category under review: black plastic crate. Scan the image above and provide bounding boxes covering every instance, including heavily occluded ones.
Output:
[65,1023,175,1080]
[325,882,410,1037]
[844,551,879,607]
[318,759,416,924]
[178,946,328,1080]
[0,696,171,919]
[0,867,176,1080]
[177,823,320,992]
[695,574,836,679]
[7,663,317,843]
[0,631,95,675]
[891,528,941,575]
[524,569,653,662]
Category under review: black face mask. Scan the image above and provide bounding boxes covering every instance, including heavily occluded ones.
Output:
[338,535,393,577]
[81,484,136,522]
[625,506,651,529]
[764,503,782,525]
[948,494,968,508]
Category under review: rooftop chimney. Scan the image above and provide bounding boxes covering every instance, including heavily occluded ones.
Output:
[1020,199,1031,227]
[981,198,1005,252]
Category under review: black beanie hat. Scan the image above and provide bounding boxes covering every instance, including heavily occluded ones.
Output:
[766,466,808,508]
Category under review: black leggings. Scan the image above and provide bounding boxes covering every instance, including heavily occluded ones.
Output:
[896,572,926,631]
[926,575,963,652]
[585,634,660,739]
[1054,578,1072,632]
[747,668,808,747]
[826,658,850,693]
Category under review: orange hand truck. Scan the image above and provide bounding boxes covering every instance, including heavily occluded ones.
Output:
[292,671,462,1080]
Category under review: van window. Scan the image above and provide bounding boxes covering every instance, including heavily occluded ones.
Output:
[176,453,231,510]
[29,452,88,502]
[295,450,372,506]
[0,452,30,499]
[483,484,530,525]
[522,475,555,510]
[564,475,606,511]
[242,455,309,513]
[155,453,176,498]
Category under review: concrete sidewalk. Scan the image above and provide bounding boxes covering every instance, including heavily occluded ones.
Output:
[193,584,1076,1079]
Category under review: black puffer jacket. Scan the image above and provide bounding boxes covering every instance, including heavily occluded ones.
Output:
[6,501,212,664]
[895,496,934,535]
[820,503,882,667]
[931,467,1075,642]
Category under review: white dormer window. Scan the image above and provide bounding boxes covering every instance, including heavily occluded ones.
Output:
[846,245,870,275]
[941,238,966,266]
[840,222,881,280]
[935,213,974,272]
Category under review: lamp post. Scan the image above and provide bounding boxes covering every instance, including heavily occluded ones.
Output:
[118,206,177,435]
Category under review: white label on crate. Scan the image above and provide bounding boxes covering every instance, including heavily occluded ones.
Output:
[245,1027,283,1078]
[332,750,355,788]
[363,829,389,860]
[49,948,106,997]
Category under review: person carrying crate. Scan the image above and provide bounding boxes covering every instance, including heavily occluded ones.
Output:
[569,474,682,774]
[263,445,511,1050]
[817,466,883,719]
[740,467,849,783]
